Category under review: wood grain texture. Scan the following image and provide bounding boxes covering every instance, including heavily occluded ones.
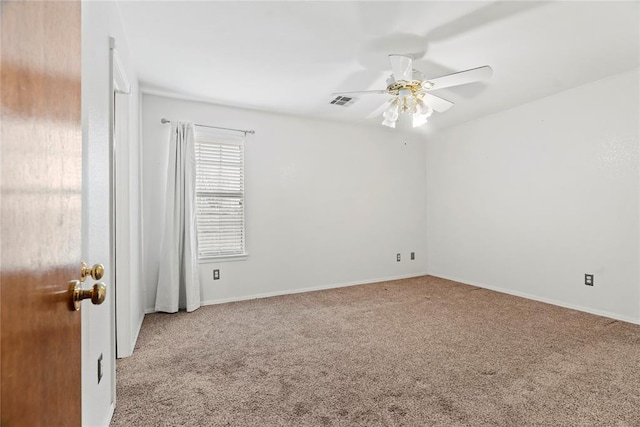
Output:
[1,1,82,426]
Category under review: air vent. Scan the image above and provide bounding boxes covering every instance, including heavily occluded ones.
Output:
[329,96,356,107]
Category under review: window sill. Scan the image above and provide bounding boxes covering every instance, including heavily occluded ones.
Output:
[199,253,249,264]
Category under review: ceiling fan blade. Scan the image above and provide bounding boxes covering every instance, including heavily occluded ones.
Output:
[422,93,454,113]
[366,100,392,119]
[389,54,413,82]
[332,90,387,95]
[427,66,493,90]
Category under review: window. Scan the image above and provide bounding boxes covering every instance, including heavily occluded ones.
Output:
[194,128,245,260]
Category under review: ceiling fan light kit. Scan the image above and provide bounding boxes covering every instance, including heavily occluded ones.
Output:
[381,92,434,129]
[333,54,492,129]
[381,99,399,128]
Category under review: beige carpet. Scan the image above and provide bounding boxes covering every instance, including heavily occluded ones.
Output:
[111,276,640,426]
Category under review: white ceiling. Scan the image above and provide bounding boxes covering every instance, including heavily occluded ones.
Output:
[116,1,639,133]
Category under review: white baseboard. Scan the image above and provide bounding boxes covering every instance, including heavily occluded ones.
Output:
[200,272,429,307]
[429,273,640,325]
[130,312,145,352]
[145,272,428,313]
[102,402,115,427]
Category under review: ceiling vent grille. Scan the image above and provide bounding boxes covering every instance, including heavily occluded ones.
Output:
[329,96,356,107]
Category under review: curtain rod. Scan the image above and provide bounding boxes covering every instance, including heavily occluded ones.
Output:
[160,118,255,135]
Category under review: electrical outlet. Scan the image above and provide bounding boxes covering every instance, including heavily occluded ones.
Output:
[585,274,594,286]
[213,269,220,280]
[397,253,401,262]
[97,353,103,384]
[410,252,415,260]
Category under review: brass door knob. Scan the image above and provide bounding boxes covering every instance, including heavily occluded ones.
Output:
[69,280,107,311]
[80,262,104,282]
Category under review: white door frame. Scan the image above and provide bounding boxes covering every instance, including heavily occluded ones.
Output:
[109,37,132,389]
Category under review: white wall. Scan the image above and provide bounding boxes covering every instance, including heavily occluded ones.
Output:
[82,2,143,425]
[426,68,640,323]
[142,94,428,311]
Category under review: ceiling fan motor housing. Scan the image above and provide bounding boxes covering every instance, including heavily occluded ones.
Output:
[386,69,432,95]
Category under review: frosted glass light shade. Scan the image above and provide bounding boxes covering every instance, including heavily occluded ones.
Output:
[412,112,428,128]
[382,118,397,128]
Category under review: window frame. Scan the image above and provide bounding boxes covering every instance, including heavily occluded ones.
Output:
[194,128,248,262]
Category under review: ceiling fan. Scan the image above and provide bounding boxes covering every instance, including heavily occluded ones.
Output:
[333,55,493,128]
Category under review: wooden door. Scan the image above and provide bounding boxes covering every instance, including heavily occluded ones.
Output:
[1,1,82,425]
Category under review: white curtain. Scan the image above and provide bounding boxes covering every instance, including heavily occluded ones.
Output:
[155,122,201,313]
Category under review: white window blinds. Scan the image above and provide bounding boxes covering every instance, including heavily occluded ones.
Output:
[194,128,245,259]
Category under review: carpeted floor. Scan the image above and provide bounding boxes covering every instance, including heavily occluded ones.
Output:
[111,276,640,426]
